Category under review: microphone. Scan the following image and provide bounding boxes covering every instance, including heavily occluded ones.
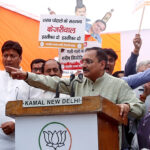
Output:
[70,74,75,83]
[78,73,83,80]
[15,87,19,100]
[55,74,75,98]
[70,73,83,97]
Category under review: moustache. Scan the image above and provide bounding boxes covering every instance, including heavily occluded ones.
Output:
[83,67,89,72]
[49,75,56,77]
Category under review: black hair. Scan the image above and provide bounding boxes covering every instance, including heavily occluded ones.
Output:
[75,4,86,13]
[112,71,124,78]
[95,19,106,31]
[103,48,118,61]
[1,40,22,56]
[30,58,46,70]
[85,47,108,63]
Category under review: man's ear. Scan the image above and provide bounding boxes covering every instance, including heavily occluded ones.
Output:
[100,60,106,69]
[19,56,22,64]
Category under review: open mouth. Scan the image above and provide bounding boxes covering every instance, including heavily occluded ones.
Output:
[83,68,89,73]
[83,69,88,72]
[105,67,109,71]
[105,67,110,73]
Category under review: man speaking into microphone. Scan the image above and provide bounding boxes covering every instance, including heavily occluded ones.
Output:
[6,47,145,120]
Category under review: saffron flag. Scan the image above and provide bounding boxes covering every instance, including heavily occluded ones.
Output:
[135,0,150,11]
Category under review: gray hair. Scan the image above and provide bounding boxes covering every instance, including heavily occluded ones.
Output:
[136,60,150,72]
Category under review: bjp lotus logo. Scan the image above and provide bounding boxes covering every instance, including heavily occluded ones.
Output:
[43,130,66,149]
[39,122,72,150]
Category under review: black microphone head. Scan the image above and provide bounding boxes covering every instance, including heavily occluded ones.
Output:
[70,74,75,82]
[78,73,83,80]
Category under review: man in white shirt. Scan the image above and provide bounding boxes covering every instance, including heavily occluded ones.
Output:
[0,40,30,150]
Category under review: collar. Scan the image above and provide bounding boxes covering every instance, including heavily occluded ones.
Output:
[85,72,107,84]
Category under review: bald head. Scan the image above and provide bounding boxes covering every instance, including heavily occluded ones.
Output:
[44,59,63,78]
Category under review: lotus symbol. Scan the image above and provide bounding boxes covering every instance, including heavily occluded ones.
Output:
[43,130,67,150]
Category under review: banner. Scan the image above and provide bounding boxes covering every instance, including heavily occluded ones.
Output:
[39,15,85,49]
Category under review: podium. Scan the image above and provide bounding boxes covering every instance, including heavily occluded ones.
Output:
[6,96,127,150]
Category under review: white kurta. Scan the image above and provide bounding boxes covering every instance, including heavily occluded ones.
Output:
[0,70,30,150]
[29,87,70,99]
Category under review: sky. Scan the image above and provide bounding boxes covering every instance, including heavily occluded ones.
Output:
[0,0,150,33]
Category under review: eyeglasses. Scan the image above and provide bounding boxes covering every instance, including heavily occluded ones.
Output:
[96,24,104,31]
[80,58,94,64]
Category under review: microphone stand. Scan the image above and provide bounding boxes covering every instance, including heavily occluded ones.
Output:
[55,74,75,98]
[70,73,83,97]
[55,81,69,98]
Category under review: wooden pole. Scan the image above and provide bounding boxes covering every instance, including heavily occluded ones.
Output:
[138,5,146,34]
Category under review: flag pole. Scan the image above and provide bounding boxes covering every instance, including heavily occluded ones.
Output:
[138,5,146,34]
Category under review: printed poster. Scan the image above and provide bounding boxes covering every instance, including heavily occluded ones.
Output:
[39,15,85,49]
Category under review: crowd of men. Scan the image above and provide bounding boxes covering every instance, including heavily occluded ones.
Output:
[0,33,150,150]
[1,0,149,149]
